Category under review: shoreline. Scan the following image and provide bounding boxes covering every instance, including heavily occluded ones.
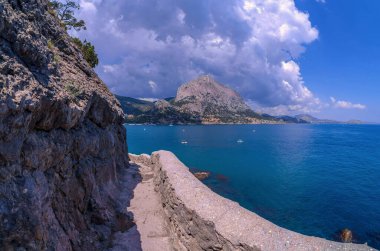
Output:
[125,122,378,126]
[129,151,376,251]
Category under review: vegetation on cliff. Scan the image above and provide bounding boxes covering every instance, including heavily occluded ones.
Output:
[72,38,99,68]
[48,0,99,68]
[48,0,86,31]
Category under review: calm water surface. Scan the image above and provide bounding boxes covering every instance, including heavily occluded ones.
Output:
[126,124,380,248]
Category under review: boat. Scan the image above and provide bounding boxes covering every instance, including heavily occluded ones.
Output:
[237,139,244,143]
[181,140,188,144]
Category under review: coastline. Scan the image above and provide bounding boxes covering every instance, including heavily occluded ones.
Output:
[129,151,376,251]
[125,122,377,126]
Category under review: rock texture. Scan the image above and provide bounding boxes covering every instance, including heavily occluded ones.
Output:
[131,151,376,251]
[0,1,128,250]
[174,75,251,117]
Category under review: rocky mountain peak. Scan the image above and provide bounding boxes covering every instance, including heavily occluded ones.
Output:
[174,75,251,116]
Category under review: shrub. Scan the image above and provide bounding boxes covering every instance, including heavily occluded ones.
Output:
[64,82,82,97]
[72,38,99,68]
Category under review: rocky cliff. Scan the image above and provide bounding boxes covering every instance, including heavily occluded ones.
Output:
[0,1,129,250]
[174,75,252,117]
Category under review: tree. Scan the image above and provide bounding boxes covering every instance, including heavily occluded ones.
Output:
[72,38,99,68]
[49,0,86,31]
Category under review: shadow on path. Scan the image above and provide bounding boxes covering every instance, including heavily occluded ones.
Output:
[109,163,143,251]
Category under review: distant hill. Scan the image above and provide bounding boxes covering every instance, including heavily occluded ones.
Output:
[115,95,154,116]
[117,76,279,124]
[294,114,366,124]
[116,76,366,125]
[276,115,308,124]
[116,95,200,124]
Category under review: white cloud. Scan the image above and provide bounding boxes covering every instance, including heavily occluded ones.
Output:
[138,98,159,102]
[79,0,97,13]
[316,0,326,4]
[148,80,158,93]
[102,64,118,73]
[75,0,320,114]
[177,9,186,24]
[330,97,366,110]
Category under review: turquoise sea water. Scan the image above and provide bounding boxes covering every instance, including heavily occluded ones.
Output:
[126,124,380,248]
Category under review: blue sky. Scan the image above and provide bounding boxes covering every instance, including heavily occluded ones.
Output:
[294,0,380,122]
[74,0,380,122]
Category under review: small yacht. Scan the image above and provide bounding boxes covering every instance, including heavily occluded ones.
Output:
[181,140,188,144]
[237,139,244,143]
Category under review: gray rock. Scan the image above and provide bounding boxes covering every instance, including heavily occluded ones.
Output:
[0,0,128,250]
[174,75,251,117]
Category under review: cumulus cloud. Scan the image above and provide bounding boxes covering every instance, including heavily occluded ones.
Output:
[330,97,366,110]
[75,0,321,114]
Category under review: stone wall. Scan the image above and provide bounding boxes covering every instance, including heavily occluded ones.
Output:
[131,151,375,251]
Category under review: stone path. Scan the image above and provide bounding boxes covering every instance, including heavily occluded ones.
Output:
[110,161,175,251]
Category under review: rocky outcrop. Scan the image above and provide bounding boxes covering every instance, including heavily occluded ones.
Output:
[0,1,128,250]
[192,171,210,180]
[131,151,375,251]
[174,75,251,117]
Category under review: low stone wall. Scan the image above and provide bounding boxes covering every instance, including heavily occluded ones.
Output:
[130,151,375,251]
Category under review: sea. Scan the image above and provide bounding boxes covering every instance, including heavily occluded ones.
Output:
[126,124,380,248]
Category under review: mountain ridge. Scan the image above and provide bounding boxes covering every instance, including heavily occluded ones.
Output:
[118,76,279,124]
[116,76,367,125]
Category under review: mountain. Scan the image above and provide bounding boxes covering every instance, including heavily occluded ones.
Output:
[116,78,367,125]
[295,114,338,124]
[118,76,279,124]
[173,75,252,117]
[295,114,366,124]
[116,95,155,116]
[276,115,308,124]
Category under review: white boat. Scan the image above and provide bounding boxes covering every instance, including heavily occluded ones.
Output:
[237,139,244,143]
[169,124,174,127]
[181,140,188,144]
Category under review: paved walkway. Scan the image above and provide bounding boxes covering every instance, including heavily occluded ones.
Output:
[110,161,175,251]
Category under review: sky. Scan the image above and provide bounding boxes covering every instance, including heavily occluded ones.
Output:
[73,0,380,122]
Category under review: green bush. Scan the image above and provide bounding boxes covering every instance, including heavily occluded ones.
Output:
[72,38,99,68]
[47,40,54,50]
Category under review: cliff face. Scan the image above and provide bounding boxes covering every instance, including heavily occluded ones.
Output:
[0,1,129,250]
